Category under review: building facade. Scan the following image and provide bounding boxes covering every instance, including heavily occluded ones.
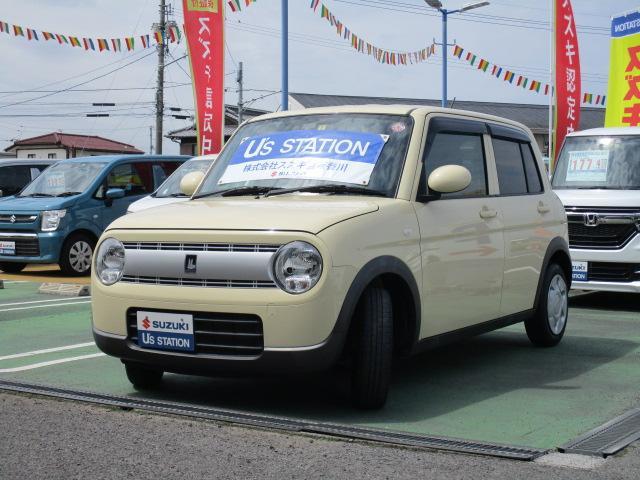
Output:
[4,132,143,159]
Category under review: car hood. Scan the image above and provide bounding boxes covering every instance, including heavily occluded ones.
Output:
[554,189,640,209]
[127,195,189,214]
[0,195,75,213]
[109,195,382,234]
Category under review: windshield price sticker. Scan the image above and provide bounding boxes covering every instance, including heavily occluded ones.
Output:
[218,130,388,185]
[46,173,66,194]
[566,150,610,182]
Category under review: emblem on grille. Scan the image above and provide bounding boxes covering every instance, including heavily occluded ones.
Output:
[9,215,16,224]
[584,213,599,227]
[185,254,198,274]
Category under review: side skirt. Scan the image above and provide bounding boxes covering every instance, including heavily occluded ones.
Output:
[411,310,533,355]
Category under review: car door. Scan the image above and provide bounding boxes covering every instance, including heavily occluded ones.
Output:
[99,162,156,228]
[486,124,548,316]
[414,116,505,338]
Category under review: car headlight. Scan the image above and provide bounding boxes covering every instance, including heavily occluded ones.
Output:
[41,209,66,232]
[271,241,322,294]
[95,238,125,286]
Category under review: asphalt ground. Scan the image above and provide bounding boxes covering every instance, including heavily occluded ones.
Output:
[0,281,639,461]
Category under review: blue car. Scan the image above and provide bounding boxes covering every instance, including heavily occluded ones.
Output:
[0,155,189,276]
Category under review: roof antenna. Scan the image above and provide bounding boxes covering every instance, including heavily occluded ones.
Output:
[449,97,457,109]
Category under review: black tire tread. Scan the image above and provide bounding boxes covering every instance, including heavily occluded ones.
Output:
[525,263,567,348]
[0,262,27,273]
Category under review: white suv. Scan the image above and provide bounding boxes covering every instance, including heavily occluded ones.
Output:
[92,106,570,408]
[553,127,640,293]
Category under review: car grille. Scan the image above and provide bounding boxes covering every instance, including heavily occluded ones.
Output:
[121,275,276,288]
[0,236,40,256]
[588,262,640,283]
[127,309,264,357]
[0,214,37,224]
[565,207,640,250]
[123,242,280,253]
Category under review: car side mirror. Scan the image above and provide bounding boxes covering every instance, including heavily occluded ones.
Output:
[427,165,472,194]
[105,188,125,200]
[180,171,205,197]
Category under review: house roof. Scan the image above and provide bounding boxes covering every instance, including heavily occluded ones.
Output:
[289,93,605,134]
[166,104,270,140]
[4,132,143,154]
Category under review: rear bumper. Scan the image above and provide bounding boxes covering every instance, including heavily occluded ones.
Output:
[93,327,345,375]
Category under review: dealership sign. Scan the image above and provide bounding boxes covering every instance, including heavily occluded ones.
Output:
[554,0,581,168]
[605,9,640,127]
[182,0,225,155]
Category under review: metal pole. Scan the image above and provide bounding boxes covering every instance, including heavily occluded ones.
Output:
[442,10,448,108]
[281,0,289,111]
[237,61,244,125]
[149,126,153,154]
[548,0,554,167]
[155,0,166,154]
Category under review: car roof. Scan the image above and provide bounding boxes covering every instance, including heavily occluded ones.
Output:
[568,127,640,137]
[0,158,58,167]
[248,104,531,135]
[60,154,191,164]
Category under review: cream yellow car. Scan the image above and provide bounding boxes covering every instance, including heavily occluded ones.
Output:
[92,106,570,409]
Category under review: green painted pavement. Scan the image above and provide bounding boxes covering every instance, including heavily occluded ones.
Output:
[1,285,639,451]
[0,282,46,304]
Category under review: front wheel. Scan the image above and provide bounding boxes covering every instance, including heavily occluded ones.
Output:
[525,263,569,347]
[0,262,27,273]
[59,233,95,276]
[125,363,164,390]
[351,286,394,409]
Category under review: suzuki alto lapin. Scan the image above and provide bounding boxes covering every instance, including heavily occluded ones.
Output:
[92,106,570,408]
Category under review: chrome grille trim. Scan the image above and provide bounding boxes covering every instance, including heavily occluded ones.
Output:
[121,275,276,288]
[0,214,38,224]
[123,242,279,253]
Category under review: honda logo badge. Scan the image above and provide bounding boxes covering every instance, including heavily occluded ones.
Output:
[584,213,599,227]
[184,254,197,274]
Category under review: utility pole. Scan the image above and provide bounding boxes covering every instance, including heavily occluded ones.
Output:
[155,0,167,154]
[237,61,244,125]
[149,126,154,154]
[281,0,288,111]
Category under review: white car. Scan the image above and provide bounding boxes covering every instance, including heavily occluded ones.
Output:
[127,155,216,214]
[552,127,640,293]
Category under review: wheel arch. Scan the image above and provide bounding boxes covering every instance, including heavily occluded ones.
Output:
[534,236,571,311]
[336,256,421,358]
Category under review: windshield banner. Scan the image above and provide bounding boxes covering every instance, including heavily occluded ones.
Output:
[218,130,388,185]
[605,9,640,127]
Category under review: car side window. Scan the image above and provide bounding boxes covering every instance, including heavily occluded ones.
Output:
[0,165,32,195]
[423,132,487,198]
[106,162,154,197]
[492,138,528,195]
[520,143,543,193]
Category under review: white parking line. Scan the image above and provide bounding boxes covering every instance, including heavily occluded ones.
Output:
[1,280,29,284]
[0,353,105,373]
[0,297,92,307]
[0,300,91,312]
[0,342,96,362]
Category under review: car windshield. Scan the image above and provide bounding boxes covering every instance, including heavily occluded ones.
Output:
[552,135,640,189]
[154,159,213,198]
[195,113,414,198]
[19,161,107,197]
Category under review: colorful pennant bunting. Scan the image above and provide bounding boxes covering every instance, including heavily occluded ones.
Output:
[452,44,606,106]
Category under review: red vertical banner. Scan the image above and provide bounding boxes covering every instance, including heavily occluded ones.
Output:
[182,0,225,155]
[553,0,581,168]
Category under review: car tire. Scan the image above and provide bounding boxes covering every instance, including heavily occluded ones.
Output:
[0,262,27,273]
[59,233,95,276]
[351,286,394,409]
[525,263,569,347]
[125,363,164,390]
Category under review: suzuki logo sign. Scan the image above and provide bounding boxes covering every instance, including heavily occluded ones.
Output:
[184,254,197,274]
[9,215,16,224]
[584,213,599,227]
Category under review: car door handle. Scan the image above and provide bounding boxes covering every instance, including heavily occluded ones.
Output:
[479,206,498,219]
[537,202,551,214]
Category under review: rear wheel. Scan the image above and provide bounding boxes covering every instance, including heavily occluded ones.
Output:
[0,262,27,273]
[124,363,164,390]
[351,286,394,409]
[59,233,95,276]
[525,263,568,347]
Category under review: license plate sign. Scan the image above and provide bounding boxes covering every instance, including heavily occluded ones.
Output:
[572,261,588,282]
[136,311,195,352]
[0,241,15,255]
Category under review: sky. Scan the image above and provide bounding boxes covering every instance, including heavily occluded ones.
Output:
[0,0,635,154]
